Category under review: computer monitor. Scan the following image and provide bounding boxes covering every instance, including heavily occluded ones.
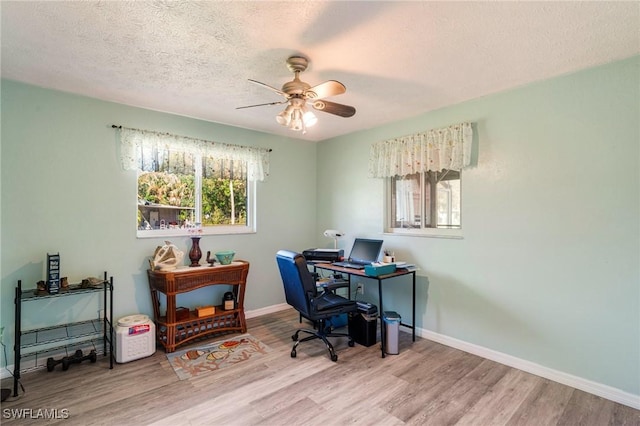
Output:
[348,238,384,264]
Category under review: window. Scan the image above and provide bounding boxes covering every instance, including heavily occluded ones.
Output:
[117,126,269,238]
[137,153,253,237]
[388,169,461,232]
[370,122,472,238]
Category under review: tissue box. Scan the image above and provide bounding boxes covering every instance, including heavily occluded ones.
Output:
[364,263,396,277]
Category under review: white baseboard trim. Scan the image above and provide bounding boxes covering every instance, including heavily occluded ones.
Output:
[415,326,640,410]
[1,366,14,380]
[245,303,290,319]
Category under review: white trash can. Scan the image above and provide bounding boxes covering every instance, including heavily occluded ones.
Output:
[116,314,156,363]
[383,311,401,355]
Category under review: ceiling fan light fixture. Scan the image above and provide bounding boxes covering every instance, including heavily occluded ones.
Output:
[291,121,303,132]
[290,108,304,131]
[239,55,355,134]
[303,110,317,127]
[276,103,296,126]
[276,110,290,126]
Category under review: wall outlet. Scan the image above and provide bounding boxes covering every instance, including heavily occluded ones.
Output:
[356,284,364,295]
[98,309,105,320]
[0,326,4,344]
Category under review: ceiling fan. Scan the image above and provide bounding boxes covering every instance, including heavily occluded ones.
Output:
[237,56,356,133]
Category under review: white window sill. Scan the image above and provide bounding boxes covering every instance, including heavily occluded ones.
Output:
[137,226,255,239]
[383,227,463,239]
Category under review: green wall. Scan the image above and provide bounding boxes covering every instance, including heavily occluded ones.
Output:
[0,80,317,361]
[1,56,638,399]
[317,56,639,396]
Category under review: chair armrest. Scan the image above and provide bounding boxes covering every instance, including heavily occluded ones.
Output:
[318,280,349,293]
[312,291,357,313]
[319,280,349,293]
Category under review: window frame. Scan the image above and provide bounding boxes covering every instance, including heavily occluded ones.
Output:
[136,154,257,239]
[384,170,463,239]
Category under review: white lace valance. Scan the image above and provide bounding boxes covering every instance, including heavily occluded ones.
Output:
[118,127,271,181]
[368,122,473,178]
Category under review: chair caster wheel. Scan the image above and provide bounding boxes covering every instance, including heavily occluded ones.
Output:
[348,340,355,347]
[291,349,297,358]
[331,354,338,362]
[291,333,298,341]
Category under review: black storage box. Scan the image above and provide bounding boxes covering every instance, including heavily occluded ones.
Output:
[348,302,378,347]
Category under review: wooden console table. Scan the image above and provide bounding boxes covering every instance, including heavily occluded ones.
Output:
[147,261,249,352]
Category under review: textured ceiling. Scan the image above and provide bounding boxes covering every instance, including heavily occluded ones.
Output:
[2,1,639,141]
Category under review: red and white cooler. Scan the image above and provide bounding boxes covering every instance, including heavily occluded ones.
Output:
[115,314,156,363]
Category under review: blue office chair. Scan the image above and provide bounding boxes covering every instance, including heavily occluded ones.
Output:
[276,250,357,362]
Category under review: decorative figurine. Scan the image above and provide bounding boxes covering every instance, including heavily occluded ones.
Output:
[60,277,69,291]
[206,251,216,266]
[150,241,184,271]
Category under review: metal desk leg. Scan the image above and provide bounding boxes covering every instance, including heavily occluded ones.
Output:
[412,271,416,341]
[14,283,21,397]
[378,277,385,358]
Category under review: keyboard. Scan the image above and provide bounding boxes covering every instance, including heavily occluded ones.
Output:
[332,261,365,269]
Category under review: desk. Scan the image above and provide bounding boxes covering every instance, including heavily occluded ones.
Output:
[147,261,249,352]
[314,263,416,358]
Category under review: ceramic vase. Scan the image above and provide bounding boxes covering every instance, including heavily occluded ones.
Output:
[189,236,202,267]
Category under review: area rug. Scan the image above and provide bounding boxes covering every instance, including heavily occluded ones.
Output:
[166,334,271,380]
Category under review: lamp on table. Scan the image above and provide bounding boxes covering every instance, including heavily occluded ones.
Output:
[323,229,345,249]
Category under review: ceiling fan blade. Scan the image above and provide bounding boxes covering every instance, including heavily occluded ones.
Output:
[236,100,287,110]
[312,100,356,118]
[248,79,287,97]
[305,80,346,99]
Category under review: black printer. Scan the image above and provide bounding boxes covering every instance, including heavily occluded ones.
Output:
[302,248,344,262]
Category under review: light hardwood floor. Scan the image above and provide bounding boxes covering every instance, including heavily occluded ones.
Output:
[2,308,639,425]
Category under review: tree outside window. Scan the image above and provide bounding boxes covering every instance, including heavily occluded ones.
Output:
[137,149,251,235]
